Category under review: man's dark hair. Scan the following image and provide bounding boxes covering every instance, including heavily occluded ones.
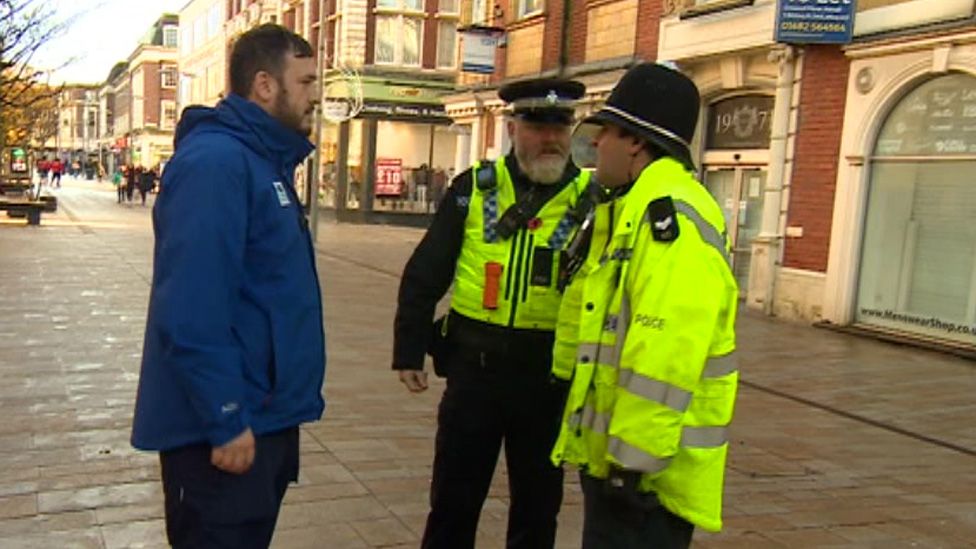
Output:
[229,24,314,97]
[616,126,668,160]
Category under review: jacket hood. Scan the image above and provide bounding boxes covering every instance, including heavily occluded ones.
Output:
[174,94,314,171]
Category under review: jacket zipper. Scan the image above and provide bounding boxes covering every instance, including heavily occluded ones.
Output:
[282,172,326,365]
[504,229,518,301]
[508,228,527,327]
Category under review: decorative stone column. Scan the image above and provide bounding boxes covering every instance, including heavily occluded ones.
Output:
[748,45,796,314]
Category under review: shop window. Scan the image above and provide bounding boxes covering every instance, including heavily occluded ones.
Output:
[375,15,423,66]
[856,73,976,346]
[439,0,458,14]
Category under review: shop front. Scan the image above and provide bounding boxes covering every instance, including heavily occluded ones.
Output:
[824,36,976,350]
[322,75,457,222]
[700,94,775,295]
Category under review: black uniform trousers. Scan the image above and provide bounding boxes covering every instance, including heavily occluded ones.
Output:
[579,473,694,549]
[159,427,300,549]
[421,331,568,549]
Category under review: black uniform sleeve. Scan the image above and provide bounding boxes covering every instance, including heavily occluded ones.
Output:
[392,170,473,370]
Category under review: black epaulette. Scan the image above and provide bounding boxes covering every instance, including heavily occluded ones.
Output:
[646,196,679,242]
[475,160,497,191]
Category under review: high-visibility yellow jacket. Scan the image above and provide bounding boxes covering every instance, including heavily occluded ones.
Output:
[451,158,590,330]
[550,157,739,532]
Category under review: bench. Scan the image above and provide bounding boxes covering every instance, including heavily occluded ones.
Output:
[0,198,53,225]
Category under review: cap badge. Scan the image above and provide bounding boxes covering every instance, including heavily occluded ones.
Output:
[546,90,559,105]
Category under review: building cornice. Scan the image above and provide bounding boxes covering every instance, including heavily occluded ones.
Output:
[845,26,976,60]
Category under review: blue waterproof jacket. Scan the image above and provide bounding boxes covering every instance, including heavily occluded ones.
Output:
[131,94,326,451]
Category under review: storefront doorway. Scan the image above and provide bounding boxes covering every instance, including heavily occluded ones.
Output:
[701,93,774,297]
[704,166,767,295]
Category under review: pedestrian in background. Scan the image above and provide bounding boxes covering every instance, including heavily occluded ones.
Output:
[125,165,139,203]
[37,158,50,184]
[131,23,326,549]
[393,77,591,549]
[113,168,124,204]
[550,63,740,549]
[50,158,62,188]
[138,166,155,206]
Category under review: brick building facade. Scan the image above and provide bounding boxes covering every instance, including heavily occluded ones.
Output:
[441,0,976,352]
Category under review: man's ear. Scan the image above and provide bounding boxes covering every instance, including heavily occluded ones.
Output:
[628,135,645,156]
[507,119,516,139]
[250,71,278,104]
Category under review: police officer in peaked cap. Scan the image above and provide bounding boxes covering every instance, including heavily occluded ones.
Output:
[392,76,593,549]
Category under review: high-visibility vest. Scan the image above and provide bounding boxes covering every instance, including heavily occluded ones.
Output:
[550,157,739,532]
[450,158,590,330]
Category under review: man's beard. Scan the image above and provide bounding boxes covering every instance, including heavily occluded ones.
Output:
[273,90,312,136]
[516,148,568,185]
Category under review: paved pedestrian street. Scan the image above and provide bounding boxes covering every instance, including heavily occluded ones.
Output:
[0,178,974,548]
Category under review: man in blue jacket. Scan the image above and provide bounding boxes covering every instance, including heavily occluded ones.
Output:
[131,24,326,548]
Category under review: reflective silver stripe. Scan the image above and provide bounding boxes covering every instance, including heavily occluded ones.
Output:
[577,342,600,364]
[618,369,691,412]
[703,353,738,378]
[582,404,610,434]
[608,436,672,474]
[577,341,621,367]
[568,407,584,430]
[681,426,728,448]
[584,404,728,446]
[611,295,631,364]
[648,200,730,266]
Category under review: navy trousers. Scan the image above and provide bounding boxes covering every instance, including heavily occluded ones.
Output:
[159,427,300,549]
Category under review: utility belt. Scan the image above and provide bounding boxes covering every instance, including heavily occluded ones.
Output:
[427,310,555,377]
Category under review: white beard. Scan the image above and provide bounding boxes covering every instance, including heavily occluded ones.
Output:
[517,154,568,185]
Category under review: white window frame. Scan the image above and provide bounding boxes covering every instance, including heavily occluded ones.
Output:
[471,0,487,23]
[436,19,457,69]
[163,25,179,48]
[438,0,459,15]
[377,0,425,12]
[516,0,542,19]
[161,100,178,130]
[161,65,178,89]
[374,14,424,67]
[208,3,223,39]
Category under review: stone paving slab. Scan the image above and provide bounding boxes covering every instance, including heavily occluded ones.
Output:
[0,180,973,548]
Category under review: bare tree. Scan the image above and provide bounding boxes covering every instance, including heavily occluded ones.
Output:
[0,0,71,151]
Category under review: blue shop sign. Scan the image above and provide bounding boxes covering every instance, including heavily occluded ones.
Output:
[775,0,857,45]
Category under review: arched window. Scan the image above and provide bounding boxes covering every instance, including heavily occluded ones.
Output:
[856,73,976,346]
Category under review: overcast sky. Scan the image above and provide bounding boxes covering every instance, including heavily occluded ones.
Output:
[33,0,188,84]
